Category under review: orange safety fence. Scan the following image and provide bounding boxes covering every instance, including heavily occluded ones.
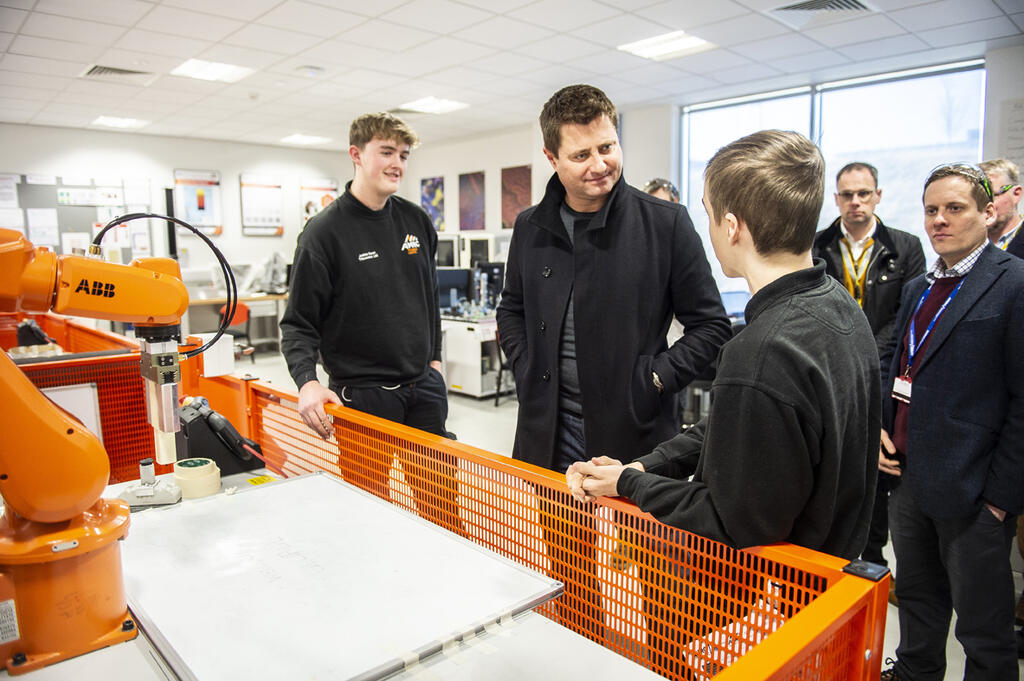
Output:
[191,371,888,681]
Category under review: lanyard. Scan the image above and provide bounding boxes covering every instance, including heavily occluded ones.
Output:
[906,279,964,372]
[839,236,873,306]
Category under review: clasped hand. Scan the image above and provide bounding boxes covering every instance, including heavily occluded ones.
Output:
[565,456,644,503]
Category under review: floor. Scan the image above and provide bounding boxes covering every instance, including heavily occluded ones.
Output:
[240,350,1021,680]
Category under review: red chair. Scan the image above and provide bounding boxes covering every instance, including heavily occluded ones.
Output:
[218,301,253,363]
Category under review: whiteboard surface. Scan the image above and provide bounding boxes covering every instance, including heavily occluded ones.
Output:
[122,473,560,681]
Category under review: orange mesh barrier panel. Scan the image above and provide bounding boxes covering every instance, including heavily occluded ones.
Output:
[4,313,159,483]
[204,377,887,681]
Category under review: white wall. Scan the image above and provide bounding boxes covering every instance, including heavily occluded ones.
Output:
[0,123,348,271]
[982,44,1024,168]
[620,103,681,191]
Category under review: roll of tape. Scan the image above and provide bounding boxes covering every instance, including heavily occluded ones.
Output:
[174,458,221,499]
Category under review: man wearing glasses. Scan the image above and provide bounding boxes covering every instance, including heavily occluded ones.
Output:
[979,158,1023,258]
[877,163,1024,681]
[813,162,925,580]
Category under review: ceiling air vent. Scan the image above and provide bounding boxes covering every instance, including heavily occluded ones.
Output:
[79,64,159,87]
[768,0,874,30]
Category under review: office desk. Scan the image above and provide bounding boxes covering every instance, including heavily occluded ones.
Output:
[182,292,287,349]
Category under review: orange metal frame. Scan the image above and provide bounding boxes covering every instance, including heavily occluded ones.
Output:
[185,366,888,681]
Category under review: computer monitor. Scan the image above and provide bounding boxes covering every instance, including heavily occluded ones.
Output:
[460,234,494,268]
[720,290,750,321]
[437,267,473,309]
[436,235,457,267]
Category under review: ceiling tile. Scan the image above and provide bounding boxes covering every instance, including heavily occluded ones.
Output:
[332,68,409,90]
[130,87,205,106]
[94,48,182,75]
[662,48,751,73]
[917,16,1021,48]
[0,53,86,77]
[417,66,495,88]
[889,0,1003,32]
[836,33,929,60]
[614,62,689,86]
[632,0,749,32]
[657,74,720,96]
[518,63,590,89]
[0,1,32,10]
[452,15,555,49]
[198,43,286,70]
[0,86,54,101]
[856,0,929,8]
[146,74,227,94]
[20,12,126,45]
[506,0,622,32]
[516,35,606,62]
[9,35,105,63]
[115,29,212,59]
[339,19,437,51]
[0,8,26,32]
[64,79,143,99]
[570,13,669,47]
[770,49,849,74]
[0,31,12,51]
[162,0,283,22]
[257,1,367,38]
[302,0,409,12]
[563,49,650,75]
[380,0,494,33]
[1011,13,1024,32]
[994,0,1024,11]
[224,24,319,55]
[136,6,245,42]
[295,39,391,67]
[803,14,908,48]
[732,32,823,61]
[593,0,661,9]
[32,0,153,26]
[31,111,96,126]
[137,121,197,136]
[0,110,35,124]
[388,37,495,75]
[234,71,316,93]
[38,100,108,116]
[687,13,790,47]
[0,69,72,90]
[189,95,252,113]
[472,51,549,76]
[711,61,782,85]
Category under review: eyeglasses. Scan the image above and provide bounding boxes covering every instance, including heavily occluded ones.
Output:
[927,162,993,201]
[992,183,1017,197]
[837,189,876,202]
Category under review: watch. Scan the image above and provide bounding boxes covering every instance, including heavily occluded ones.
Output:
[652,371,664,394]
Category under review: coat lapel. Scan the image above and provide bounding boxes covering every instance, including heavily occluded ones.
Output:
[913,245,1005,374]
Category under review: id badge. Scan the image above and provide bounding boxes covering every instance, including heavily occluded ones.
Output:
[892,376,912,404]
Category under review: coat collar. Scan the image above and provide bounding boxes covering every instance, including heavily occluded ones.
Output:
[745,260,829,325]
[912,243,1010,374]
[530,171,627,239]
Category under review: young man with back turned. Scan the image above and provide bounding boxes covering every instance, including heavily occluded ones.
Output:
[568,130,880,562]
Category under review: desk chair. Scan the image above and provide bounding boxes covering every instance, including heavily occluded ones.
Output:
[218,302,254,363]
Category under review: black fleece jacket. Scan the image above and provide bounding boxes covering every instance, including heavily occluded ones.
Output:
[618,262,880,560]
[280,184,441,388]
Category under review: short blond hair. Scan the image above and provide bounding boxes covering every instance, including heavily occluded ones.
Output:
[349,112,419,150]
[979,158,1019,184]
[705,130,824,256]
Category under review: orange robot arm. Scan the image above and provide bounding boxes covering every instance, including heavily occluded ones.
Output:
[0,228,188,523]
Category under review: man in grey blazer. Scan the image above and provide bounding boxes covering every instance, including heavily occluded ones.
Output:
[878,163,1024,681]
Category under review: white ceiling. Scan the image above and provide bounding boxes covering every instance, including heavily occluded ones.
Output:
[0,0,1021,150]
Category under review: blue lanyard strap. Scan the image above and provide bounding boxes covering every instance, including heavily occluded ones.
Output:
[907,279,964,370]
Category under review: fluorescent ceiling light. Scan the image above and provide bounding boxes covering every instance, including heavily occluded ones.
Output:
[281,133,331,145]
[92,115,148,129]
[398,96,468,114]
[171,58,254,83]
[617,30,714,61]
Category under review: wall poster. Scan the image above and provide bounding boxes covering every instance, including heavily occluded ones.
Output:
[420,176,444,231]
[301,178,338,223]
[501,165,531,229]
[240,174,284,236]
[174,169,222,236]
[459,171,484,231]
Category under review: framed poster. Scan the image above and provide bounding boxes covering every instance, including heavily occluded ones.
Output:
[459,171,484,231]
[174,169,222,236]
[240,174,284,236]
[420,176,444,231]
[501,165,531,229]
[300,178,338,223]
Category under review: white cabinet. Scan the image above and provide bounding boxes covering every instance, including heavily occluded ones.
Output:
[441,317,514,398]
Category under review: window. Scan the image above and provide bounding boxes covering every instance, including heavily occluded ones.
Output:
[682,63,985,290]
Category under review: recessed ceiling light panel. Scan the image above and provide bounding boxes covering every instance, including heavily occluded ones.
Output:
[617,31,714,62]
[281,133,332,145]
[171,58,254,83]
[397,96,469,114]
[92,115,149,129]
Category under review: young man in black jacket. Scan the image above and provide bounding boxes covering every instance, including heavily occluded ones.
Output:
[568,130,880,562]
[813,162,925,579]
[281,112,458,530]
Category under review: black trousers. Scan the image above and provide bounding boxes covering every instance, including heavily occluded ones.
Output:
[333,369,462,533]
[863,471,897,566]
[889,483,1018,681]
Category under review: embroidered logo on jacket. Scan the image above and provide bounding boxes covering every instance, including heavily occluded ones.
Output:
[401,234,420,255]
[358,251,378,262]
